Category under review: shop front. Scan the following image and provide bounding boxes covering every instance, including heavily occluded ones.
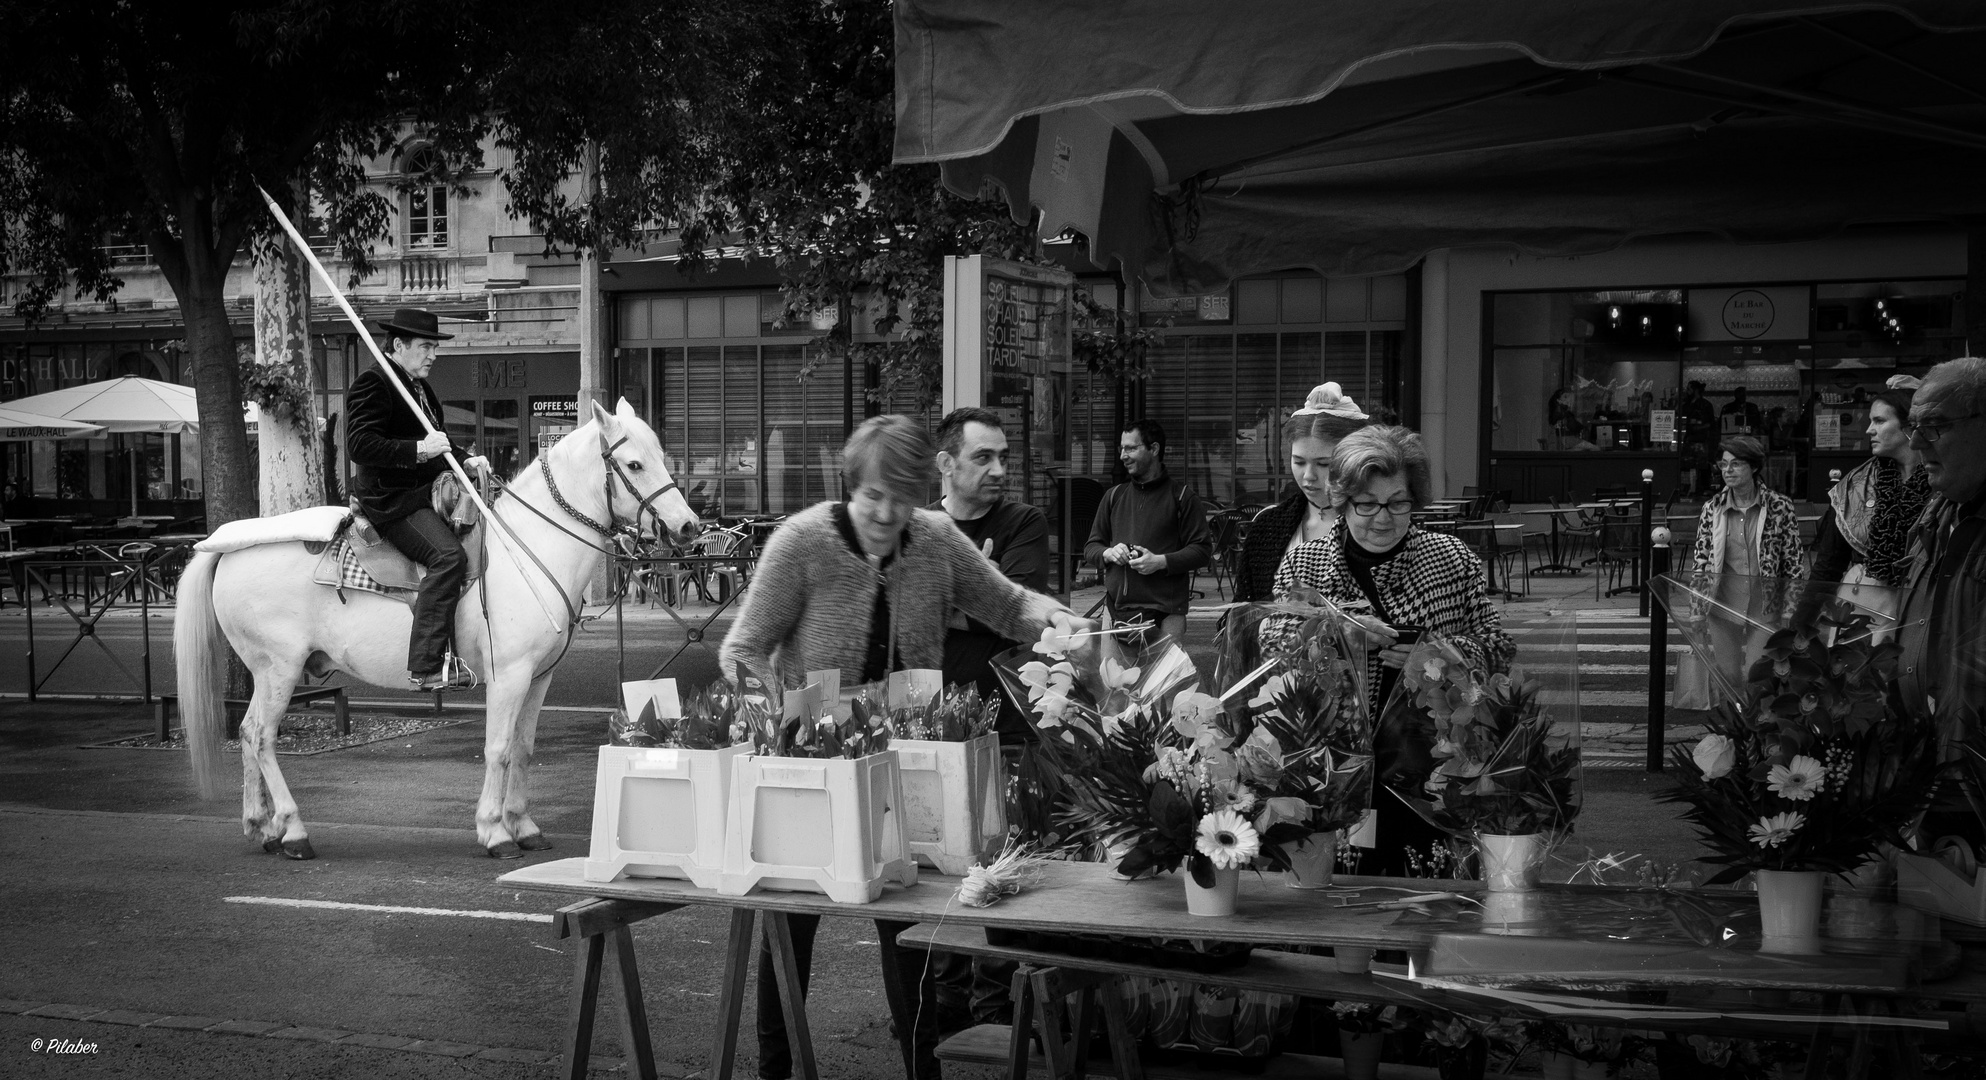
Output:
[1437,230,1974,504]
[424,348,579,482]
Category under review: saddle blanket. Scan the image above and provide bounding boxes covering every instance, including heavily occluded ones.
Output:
[312,537,416,601]
[196,505,350,553]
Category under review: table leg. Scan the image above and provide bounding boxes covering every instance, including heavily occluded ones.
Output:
[708,908,756,1080]
[1093,981,1146,1080]
[1028,969,1074,1079]
[765,912,820,1080]
[561,932,606,1080]
[609,927,659,1080]
[1006,965,1038,1080]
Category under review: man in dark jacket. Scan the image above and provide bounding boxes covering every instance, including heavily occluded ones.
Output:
[1084,418,1212,643]
[929,407,1048,741]
[346,308,486,691]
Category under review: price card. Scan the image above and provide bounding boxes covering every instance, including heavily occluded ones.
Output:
[620,678,681,721]
[887,669,943,710]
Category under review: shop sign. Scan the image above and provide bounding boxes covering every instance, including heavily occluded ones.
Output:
[1650,410,1676,446]
[1815,412,1842,450]
[1685,285,1809,342]
[1721,291,1774,339]
[533,396,577,452]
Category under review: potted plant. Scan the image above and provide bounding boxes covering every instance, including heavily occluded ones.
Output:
[1386,637,1581,892]
[1660,594,1943,951]
[585,680,754,886]
[852,681,1004,874]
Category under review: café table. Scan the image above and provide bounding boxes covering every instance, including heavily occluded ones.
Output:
[1514,507,1589,575]
[500,858,1983,1080]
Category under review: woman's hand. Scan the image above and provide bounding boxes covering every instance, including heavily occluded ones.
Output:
[1347,614,1397,655]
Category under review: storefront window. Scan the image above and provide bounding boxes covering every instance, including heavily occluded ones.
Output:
[481,398,521,478]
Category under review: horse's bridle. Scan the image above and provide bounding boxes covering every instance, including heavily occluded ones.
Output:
[532,428,681,547]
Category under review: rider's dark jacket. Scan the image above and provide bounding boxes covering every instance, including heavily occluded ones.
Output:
[346,358,467,523]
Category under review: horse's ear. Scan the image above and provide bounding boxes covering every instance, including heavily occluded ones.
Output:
[615,396,636,418]
[590,399,620,432]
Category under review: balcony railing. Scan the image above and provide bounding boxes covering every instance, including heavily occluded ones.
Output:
[399,256,451,292]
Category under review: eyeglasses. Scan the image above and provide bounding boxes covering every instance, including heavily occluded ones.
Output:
[1717,460,1752,471]
[1908,413,1980,445]
[1348,498,1415,517]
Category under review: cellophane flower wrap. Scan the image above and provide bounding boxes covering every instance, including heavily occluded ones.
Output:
[995,624,1275,886]
[1385,614,1582,844]
[1213,600,1376,870]
[1655,574,1944,881]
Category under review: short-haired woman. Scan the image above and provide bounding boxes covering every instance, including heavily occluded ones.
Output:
[1270,425,1514,875]
[1686,435,1804,583]
[720,414,1090,1080]
[1232,382,1370,602]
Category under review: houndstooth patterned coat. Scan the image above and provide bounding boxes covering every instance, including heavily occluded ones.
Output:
[1268,522,1516,690]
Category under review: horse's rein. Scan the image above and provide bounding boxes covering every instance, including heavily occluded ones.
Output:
[476,428,689,679]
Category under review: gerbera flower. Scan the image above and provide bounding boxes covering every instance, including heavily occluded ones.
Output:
[1210,781,1257,815]
[1747,811,1805,848]
[1195,810,1261,870]
[1766,756,1826,801]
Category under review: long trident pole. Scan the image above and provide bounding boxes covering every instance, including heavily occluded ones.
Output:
[255,185,564,633]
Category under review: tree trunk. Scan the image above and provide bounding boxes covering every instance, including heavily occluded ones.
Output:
[182,284,257,531]
[252,228,324,515]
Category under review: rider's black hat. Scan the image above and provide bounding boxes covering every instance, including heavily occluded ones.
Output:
[373,307,454,340]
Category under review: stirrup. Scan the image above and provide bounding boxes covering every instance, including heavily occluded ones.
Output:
[411,653,479,692]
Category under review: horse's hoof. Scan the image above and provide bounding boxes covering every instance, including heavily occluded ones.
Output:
[516,833,553,851]
[487,841,524,860]
[262,838,284,854]
[281,838,316,860]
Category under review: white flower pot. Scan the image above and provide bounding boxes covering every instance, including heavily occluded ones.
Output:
[1478,832,1548,892]
[718,751,917,904]
[892,734,1005,875]
[1339,1030,1384,1080]
[1183,866,1241,916]
[1756,868,1825,954]
[1283,832,1335,889]
[584,743,749,888]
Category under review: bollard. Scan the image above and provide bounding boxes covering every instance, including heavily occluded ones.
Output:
[1638,469,1655,617]
[1646,530,1672,772]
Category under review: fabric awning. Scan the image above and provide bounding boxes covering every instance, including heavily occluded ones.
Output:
[896,1,1986,291]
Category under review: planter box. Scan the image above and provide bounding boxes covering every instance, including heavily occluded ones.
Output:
[1895,850,1986,927]
[719,751,917,904]
[584,743,749,888]
[894,734,1006,875]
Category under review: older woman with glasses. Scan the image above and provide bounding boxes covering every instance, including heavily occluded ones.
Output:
[1269,425,1514,875]
[1686,435,1804,584]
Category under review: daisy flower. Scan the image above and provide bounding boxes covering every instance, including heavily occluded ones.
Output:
[1766,755,1825,801]
[1195,809,1262,870]
[1747,811,1805,849]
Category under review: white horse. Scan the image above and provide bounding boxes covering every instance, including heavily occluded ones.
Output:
[176,399,699,859]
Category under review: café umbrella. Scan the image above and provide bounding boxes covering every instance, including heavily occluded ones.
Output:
[0,406,105,441]
[3,376,260,516]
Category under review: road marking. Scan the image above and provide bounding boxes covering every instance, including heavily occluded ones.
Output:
[225,896,553,923]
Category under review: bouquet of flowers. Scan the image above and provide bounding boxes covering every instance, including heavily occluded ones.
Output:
[1214,601,1376,870]
[608,682,742,749]
[1658,585,1942,882]
[997,626,1278,886]
[859,683,998,742]
[733,669,890,761]
[1386,626,1581,843]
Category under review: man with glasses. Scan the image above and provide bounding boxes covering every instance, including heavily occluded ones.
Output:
[1084,418,1212,644]
[1896,357,1986,789]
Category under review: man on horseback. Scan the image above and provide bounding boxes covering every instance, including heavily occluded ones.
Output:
[346,307,488,692]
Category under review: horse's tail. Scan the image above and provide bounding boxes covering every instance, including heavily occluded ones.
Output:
[175,550,229,801]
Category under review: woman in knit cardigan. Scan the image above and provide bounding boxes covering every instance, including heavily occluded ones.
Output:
[1232,382,1372,602]
[720,415,1091,1080]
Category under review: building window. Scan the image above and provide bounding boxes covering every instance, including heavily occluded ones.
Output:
[402,146,449,252]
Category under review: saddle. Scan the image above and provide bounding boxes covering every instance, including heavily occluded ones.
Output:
[307,482,486,605]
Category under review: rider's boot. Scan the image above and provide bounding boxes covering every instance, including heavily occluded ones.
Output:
[410,651,479,692]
